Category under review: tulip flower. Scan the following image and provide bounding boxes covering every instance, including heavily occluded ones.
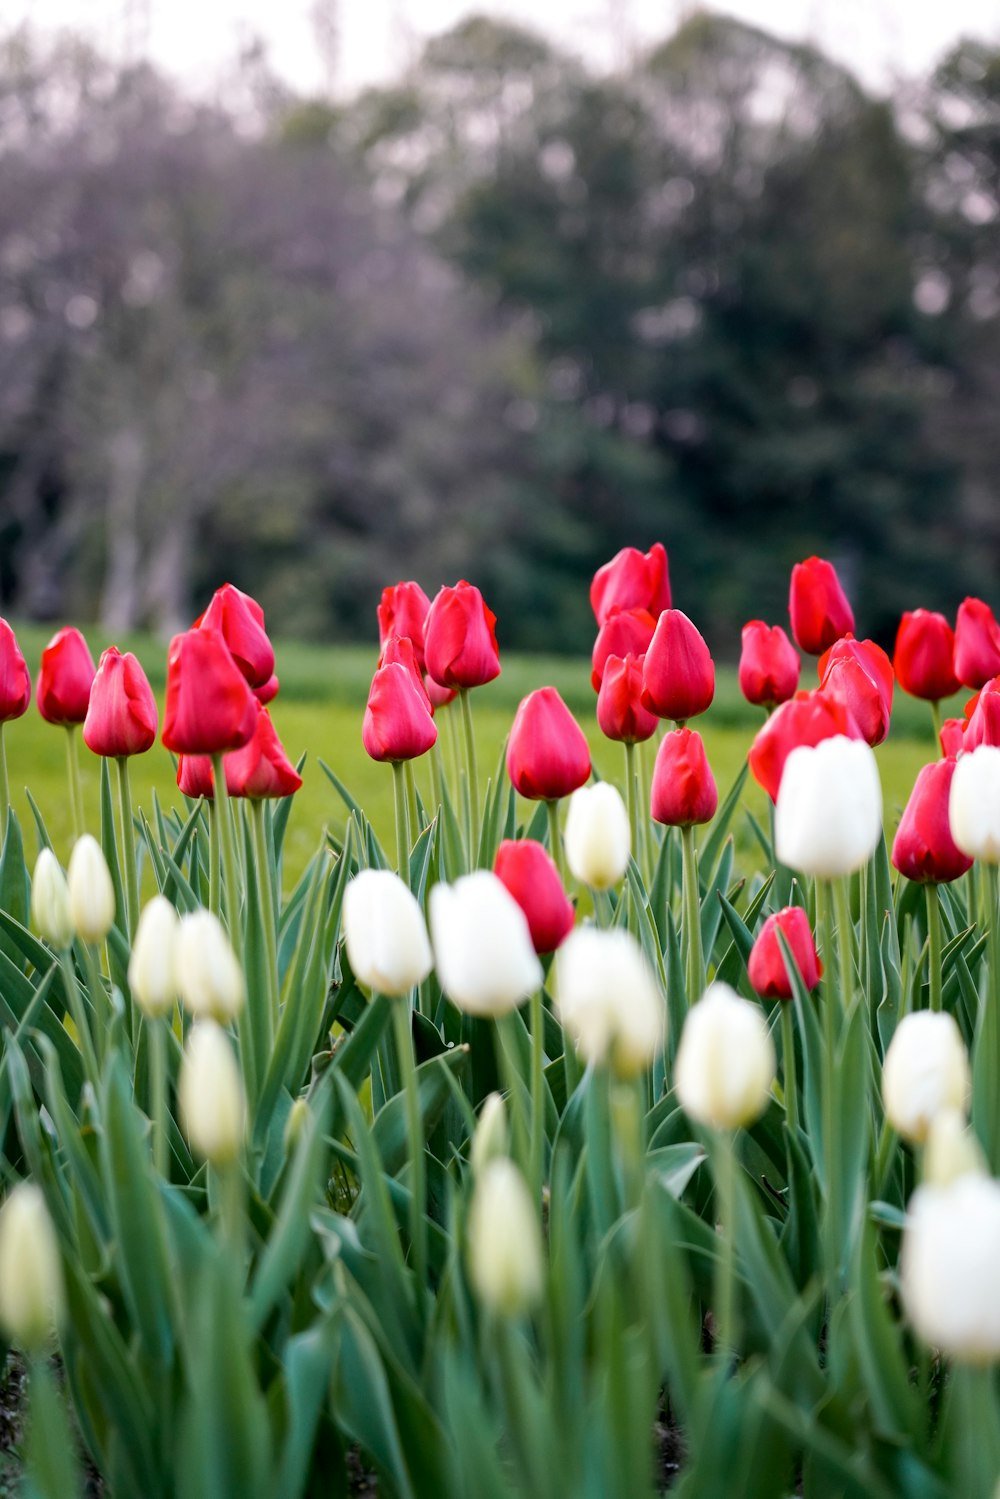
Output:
[953,596,1000,690]
[738,621,800,709]
[788,556,854,656]
[175,909,245,1021]
[882,1011,970,1146]
[425,675,457,710]
[362,661,437,763]
[641,609,715,722]
[67,834,115,944]
[31,849,72,950]
[197,582,274,690]
[36,626,95,726]
[961,677,1000,751]
[429,871,542,1017]
[0,1183,64,1351]
[939,717,965,758]
[82,646,158,758]
[469,1093,509,1177]
[0,618,31,722]
[892,759,972,885]
[563,783,630,890]
[747,689,861,803]
[893,609,959,703]
[128,896,180,1019]
[650,727,718,827]
[253,674,280,705]
[378,581,431,671]
[748,907,822,999]
[494,839,574,954]
[591,607,656,691]
[553,927,664,1078]
[949,745,1000,862]
[343,868,433,996]
[161,626,257,755]
[590,542,670,627]
[901,1174,1000,1363]
[467,1159,543,1317]
[380,634,433,713]
[179,1021,246,1166]
[507,687,591,802]
[775,736,882,879]
[597,653,657,744]
[223,704,302,798]
[924,1109,987,1187]
[674,982,776,1130]
[423,580,501,690]
[818,635,894,747]
[177,754,215,799]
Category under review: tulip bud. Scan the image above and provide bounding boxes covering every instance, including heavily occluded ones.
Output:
[378,581,431,672]
[128,895,180,1018]
[590,542,670,627]
[591,608,656,691]
[747,688,861,803]
[467,1159,543,1316]
[962,678,1000,752]
[506,687,591,802]
[788,556,854,656]
[175,909,245,1020]
[494,839,574,954]
[379,635,433,713]
[901,1174,1000,1363]
[818,635,894,747]
[641,609,715,722]
[891,759,972,885]
[82,646,158,758]
[923,1108,987,1187]
[31,848,72,950]
[429,871,543,1017]
[36,626,96,726]
[954,597,1000,691]
[162,626,258,755]
[0,1183,64,1351]
[949,744,1000,863]
[596,653,657,744]
[747,907,822,999]
[424,580,501,690]
[0,617,31,723]
[469,1092,508,1176]
[178,1020,246,1165]
[343,868,433,997]
[893,609,960,703]
[563,782,630,890]
[650,727,718,827]
[223,704,302,798]
[674,982,776,1130]
[940,717,966,758]
[66,834,116,944]
[362,662,437,763]
[775,736,882,878]
[882,1011,971,1145]
[553,927,664,1078]
[197,582,275,690]
[738,621,800,709]
[283,1097,310,1154]
[254,673,280,705]
[177,754,215,799]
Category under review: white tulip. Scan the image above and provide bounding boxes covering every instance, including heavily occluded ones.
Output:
[175,909,245,1021]
[901,1173,1000,1363]
[469,1092,509,1176]
[949,745,1000,862]
[429,872,542,1017]
[467,1158,543,1316]
[31,847,72,950]
[923,1108,987,1188]
[0,1182,64,1351]
[343,868,433,997]
[128,896,180,1019]
[553,927,664,1078]
[882,1011,970,1145]
[67,834,116,944]
[563,782,630,890]
[674,982,776,1130]
[178,1020,246,1165]
[775,735,882,878]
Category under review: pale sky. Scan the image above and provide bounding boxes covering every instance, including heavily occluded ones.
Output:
[7,0,1000,97]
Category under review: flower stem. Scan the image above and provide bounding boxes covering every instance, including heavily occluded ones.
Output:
[930,699,942,748]
[545,798,564,881]
[65,726,84,840]
[713,1128,738,1362]
[392,996,427,1286]
[251,798,280,1042]
[780,1001,798,1136]
[59,948,100,1090]
[681,824,704,1003]
[392,760,410,887]
[529,988,546,1205]
[460,689,480,863]
[818,878,842,1292]
[0,721,9,842]
[624,741,638,862]
[211,753,241,938]
[926,881,943,1013]
[149,1014,168,1179]
[209,792,220,918]
[115,756,139,939]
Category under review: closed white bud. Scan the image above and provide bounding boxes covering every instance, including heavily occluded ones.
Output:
[949,745,1000,863]
[882,1011,971,1146]
[923,1109,987,1188]
[429,872,542,1018]
[775,736,883,878]
[674,982,776,1130]
[563,783,630,890]
[175,909,245,1021]
[343,869,433,997]
[283,1097,310,1154]
[0,1183,64,1351]
[467,1158,543,1317]
[553,927,664,1078]
[470,1092,508,1176]
[67,834,116,944]
[128,896,180,1019]
[901,1174,1000,1363]
[31,848,72,950]
[179,1021,246,1165]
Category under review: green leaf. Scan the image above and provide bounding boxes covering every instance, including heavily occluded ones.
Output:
[22,1358,81,1499]
[847,1217,919,1442]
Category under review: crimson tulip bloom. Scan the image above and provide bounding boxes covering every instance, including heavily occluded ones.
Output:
[425,675,457,710]
[893,610,959,703]
[892,759,972,885]
[748,689,861,802]
[507,687,591,801]
[494,839,574,954]
[254,674,280,705]
[82,646,158,758]
[177,755,215,799]
[424,580,501,690]
[939,717,966,758]
[36,627,96,726]
[738,621,800,709]
[362,661,437,762]
[0,619,31,722]
[954,597,1000,690]
[818,635,894,747]
[380,635,433,713]
[161,626,257,755]
[197,583,274,690]
[650,727,718,827]
[590,543,670,627]
[961,677,1000,751]
[748,908,823,999]
[788,556,854,656]
[597,654,657,744]
[378,581,431,672]
[591,607,656,691]
[224,705,302,798]
[641,609,714,722]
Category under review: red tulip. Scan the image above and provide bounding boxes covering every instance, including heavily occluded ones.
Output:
[224,704,302,798]
[507,687,591,801]
[177,755,215,799]
[748,908,823,999]
[362,661,437,762]
[597,654,657,744]
[954,597,1000,690]
[738,621,800,708]
[380,635,432,713]
[590,543,670,627]
[0,619,31,722]
[425,675,457,711]
[650,727,718,827]
[747,689,861,802]
[641,609,714,722]
[818,635,894,747]
[424,580,501,690]
[788,556,854,656]
[891,759,972,885]
[161,626,258,755]
[254,674,280,705]
[893,610,959,703]
[962,677,1000,751]
[82,647,158,758]
[940,717,966,758]
[591,608,656,691]
[36,627,96,726]
[197,583,274,690]
[494,839,574,954]
[378,582,431,672]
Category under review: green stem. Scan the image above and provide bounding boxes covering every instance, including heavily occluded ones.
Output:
[460,689,480,863]
[59,948,100,1090]
[209,792,220,918]
[0,721,9,842]
[149,1015,168,1179]
[65,726,83,840]
[926,881,943,1013]
[834,878,854,1019]
[714,1128,738,1362]
[681,824,704,1003]
[624,741,638,863]
[545,798,564,881]
[392,760,410,887]
[392,996,427,1286]
[529,988,546,1205]
[780,1001,798,1136]
[211,753,241,938]
[251,799,280,1043]
[404,760,420,842]
[429,739,444,815]
[211,1160,245,1263]
[930,699,942,748]
[985,864,1000,1171]
[115,757,140,939]
[493,1013,529,1174]
[818,878,842,1291]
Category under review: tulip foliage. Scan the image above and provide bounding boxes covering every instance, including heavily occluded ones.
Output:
[2,564,1000,1499]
